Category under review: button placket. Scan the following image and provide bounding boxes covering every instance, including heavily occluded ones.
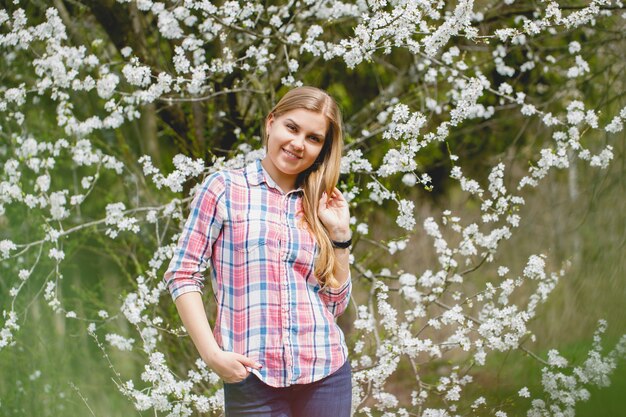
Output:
[278,193,293,378]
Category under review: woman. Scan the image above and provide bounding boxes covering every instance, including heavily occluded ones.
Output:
[164,86,353,416]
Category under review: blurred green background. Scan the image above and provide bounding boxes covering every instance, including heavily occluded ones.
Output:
[1,2,625,416]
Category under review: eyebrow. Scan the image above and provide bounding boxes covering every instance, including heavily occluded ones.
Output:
[285,118,325,140]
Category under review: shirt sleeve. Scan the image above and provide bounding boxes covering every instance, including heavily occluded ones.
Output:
[164,172,227,302]
[318,271,352,318]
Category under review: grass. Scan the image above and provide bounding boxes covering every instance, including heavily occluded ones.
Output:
[0,298,139,417]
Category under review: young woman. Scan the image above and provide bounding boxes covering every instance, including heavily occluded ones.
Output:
[164,86,353,416]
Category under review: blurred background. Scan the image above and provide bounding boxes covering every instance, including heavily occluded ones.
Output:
[1,1,624,416]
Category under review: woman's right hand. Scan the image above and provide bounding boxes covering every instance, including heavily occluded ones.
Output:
[206,350,263,383]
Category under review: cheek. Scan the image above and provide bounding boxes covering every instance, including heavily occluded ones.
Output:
[267,135,281,151]
[312,144,326,160]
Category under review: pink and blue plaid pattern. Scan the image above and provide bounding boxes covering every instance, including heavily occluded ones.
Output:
[164,159,351,387]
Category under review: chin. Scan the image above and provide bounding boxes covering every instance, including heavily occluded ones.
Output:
[275,158,302,172]
[279,165,303,176]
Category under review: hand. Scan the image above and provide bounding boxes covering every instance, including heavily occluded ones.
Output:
[318,187,351,241]
[205,350,262,383]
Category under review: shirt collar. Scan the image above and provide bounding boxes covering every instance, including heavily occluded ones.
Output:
[246,158,303,194]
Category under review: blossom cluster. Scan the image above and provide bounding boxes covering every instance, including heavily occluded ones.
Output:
[1,1,625,416]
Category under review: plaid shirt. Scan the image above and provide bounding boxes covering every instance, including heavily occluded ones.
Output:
[164,159,351,387]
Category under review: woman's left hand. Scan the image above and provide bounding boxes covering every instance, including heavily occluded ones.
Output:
[318,187,351,241]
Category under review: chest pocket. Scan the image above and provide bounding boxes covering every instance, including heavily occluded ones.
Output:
[290,220,318,268]
[230,213,279,255]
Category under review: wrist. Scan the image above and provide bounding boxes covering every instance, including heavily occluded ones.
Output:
[202,345,222,367]
[329,227,351,242]
[330,234,352,249]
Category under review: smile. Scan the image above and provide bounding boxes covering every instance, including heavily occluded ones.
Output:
[282,148,302,160]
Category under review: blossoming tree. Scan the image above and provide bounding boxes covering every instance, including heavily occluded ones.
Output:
[1,0,625,416]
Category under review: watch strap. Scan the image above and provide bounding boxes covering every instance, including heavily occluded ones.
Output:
[331,237,352,249]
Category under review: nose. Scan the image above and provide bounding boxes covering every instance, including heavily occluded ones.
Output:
[290,134,305,150]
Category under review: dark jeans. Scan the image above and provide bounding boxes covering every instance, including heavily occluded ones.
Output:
[223,359,352,417]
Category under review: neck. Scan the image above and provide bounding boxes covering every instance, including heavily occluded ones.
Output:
[260,158,297,193]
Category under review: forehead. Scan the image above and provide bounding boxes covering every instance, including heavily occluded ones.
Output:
[277,108,328,134]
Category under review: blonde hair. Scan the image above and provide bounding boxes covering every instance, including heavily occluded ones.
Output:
[262,86,344,289]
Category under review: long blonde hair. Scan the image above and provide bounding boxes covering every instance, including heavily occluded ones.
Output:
[262,86,344,289]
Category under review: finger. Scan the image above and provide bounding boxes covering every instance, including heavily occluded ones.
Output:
[236,354,263,369]
[327,192,341,205]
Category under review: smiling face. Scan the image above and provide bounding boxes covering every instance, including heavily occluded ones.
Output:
[261,108,329,192]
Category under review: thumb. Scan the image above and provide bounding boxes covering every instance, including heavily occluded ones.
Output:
[235,353,263,370]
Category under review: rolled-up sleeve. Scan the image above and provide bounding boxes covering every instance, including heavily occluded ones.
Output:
[164,173,226,302]
[318,272,352,318]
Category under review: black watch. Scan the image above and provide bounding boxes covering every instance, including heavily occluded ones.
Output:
[331,237,352,249]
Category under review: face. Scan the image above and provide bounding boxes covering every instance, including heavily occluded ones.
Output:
[262,108,328,189]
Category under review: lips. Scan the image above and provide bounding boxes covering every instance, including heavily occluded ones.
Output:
[282,148,302,160]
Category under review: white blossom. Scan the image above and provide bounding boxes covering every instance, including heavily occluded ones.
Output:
[48,248,65,261]
[96,73,119,99]
[0,240,17,259]
[568,41,581,54]
[106,333,135,351]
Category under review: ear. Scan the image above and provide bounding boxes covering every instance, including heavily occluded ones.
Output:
[265,113,275,133]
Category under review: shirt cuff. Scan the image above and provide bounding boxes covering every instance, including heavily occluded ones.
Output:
[170,285,203,303]
[323,275,351,296]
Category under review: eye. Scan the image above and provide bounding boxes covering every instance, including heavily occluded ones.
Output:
[286,124,296,131]
[308,136,322,143]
